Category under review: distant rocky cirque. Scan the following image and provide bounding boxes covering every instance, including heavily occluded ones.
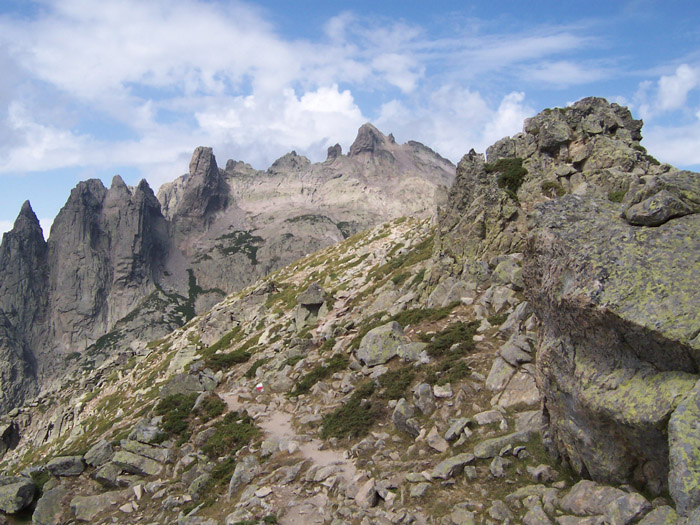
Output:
[0,124,454,414]
[436,96,700,515]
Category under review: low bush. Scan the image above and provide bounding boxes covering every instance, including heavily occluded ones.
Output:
[485,157,527,199]
[155,393,198,438]
[289,354,349,397]
[320,381,381,440]
[205,349,251,371]
[425,321,479,358]
[378,367,415,399]
[202,411,259,459]
[197,394,226,422]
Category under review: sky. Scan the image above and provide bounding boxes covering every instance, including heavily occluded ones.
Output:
[1,0,700,237]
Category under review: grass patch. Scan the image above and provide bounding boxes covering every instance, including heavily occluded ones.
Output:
[485,157,527,199]
[391,273,411,286]
[378,367,415,399]
[320,381,381,440]
[608,189,627,203]
[202,326,243,356]
[202,411,259,459]
[424,321,479,358]
[411,268,426,286]
[245,358,270,379]
[289,354,349,397]
[424,357,472,386]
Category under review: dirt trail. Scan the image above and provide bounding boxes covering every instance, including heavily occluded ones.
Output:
[220,392,357,483]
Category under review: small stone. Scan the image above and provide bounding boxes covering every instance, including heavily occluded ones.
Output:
[445,417,471,441]
[433,384,453,398]
[427,427,449,453]
[528,465,559,483]
[410,482,430,498]
[432,453,475,479]
[490,456,510,478]
[255,486,272,498]
[488,500,514,521]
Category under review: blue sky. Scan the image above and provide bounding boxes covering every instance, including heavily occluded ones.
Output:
[1,0,700,236]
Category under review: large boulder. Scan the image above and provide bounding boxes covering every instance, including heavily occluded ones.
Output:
[524,172,700,498]
[46,456,86,477]
[295,282,329,332]
[32,485,70,525]
[355,321,411,367]
[0,476,35,514]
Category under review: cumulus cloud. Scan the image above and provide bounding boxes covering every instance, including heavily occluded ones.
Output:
[657,64,700,111]
[0,0,605,186]
[376,87,533,162]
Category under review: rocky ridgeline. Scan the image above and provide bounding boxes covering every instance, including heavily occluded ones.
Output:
[0,97,698,524]
[0,124,454,415]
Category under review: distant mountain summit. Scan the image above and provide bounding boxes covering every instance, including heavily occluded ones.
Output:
[0,124,454,414]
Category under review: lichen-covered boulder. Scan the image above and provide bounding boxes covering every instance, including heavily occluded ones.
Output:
[46,455,86,477]
[669,380,700,515]
[355,321,410,367]
[0,476,35,514]
[524,174,700,496]
[84,439,114,467]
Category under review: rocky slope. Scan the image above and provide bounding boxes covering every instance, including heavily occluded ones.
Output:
[0,125,454,415]
[1,97,698,524]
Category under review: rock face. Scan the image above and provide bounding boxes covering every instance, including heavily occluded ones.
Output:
[48,176,169,356]
[436,97,666,279]
[435,96,700,514]
[524,178,700,498]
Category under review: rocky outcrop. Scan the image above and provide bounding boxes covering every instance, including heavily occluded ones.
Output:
[47,176,168,356]
[436,97,669,279]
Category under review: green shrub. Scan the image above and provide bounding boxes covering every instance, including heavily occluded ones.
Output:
[197,394,226,422]
[290,354,349,397]
[541,180,565,197]
[155,393,198,438]
[320,381,380,440]
[284,355,304,367]
[245,358,270,379]
[392,301,460,328]
[391,273,411,286]
[425,321,479,358]
[411,268,426,286]
[205,349,251,371]
[485,158,527,199]
[209,456,237,486]
[487,313,509,326]
[608,190,627,203]
[378,367,415,399]
[202,411,259,459]
[203,326,243,356]
[424,357,471,386]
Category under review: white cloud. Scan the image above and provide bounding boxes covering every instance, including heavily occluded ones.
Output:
[523,61,608,87]
[0,0,607,186]
[376,87,534,162]
[643,111,700,166]
[657,64,700,111]
[0,220,12,236]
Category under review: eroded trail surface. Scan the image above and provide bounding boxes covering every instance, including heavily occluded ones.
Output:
[220,391,358,524]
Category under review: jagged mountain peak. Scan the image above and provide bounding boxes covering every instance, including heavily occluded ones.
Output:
[267,150,311,175]
[348,122,393,157]
[11,200,43,237]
